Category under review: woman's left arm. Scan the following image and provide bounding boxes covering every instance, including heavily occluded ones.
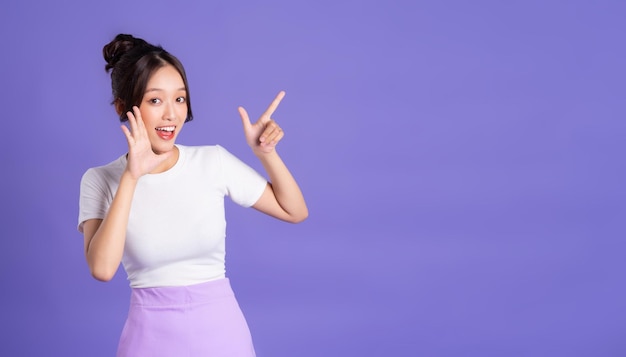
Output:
[254,151,308,223]
[238,91,308,223]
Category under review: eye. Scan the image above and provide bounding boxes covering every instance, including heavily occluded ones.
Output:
[176,96,186,103]
[149,98,162,104]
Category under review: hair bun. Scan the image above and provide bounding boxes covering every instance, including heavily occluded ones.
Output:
[103,34,148,72]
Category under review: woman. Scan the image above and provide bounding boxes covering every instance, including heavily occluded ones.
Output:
[78,33,308,356]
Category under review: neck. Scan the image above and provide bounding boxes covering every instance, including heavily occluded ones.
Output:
[151,145,180,174]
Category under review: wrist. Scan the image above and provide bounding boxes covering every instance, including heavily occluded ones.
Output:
[121,170,141,184]
[254,148,279,160]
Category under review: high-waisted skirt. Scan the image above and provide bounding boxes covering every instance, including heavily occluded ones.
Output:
[117,278,256,357]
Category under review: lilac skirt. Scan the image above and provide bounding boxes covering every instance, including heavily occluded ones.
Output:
[117,278,256,357]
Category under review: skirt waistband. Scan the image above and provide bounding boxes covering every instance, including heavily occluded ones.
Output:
[129,278,234,307]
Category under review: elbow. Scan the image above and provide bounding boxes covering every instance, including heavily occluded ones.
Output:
[91,269,115,282]
[85,247,120,282]
[88,263,116,282]
[288,208,309,224]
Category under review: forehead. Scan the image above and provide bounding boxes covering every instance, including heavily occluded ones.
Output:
[146,65,185,89]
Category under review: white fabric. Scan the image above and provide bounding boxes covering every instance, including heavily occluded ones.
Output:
[78,145,267,288]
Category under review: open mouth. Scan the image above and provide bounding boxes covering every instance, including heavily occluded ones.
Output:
[156,126,176,140]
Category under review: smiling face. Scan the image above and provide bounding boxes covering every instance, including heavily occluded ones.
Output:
[138,64,188,154]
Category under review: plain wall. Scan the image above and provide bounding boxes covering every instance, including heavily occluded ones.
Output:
[0,1,624,356]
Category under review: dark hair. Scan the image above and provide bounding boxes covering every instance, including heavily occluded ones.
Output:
[103,34,193,122]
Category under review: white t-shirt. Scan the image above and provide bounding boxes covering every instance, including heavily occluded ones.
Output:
[78,145,267,288]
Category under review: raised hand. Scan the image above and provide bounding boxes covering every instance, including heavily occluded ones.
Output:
[120,106,174,179]
[238,91,286,155]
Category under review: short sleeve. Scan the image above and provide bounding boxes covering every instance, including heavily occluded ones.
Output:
[217,145,268,207]
[77,168,112,233]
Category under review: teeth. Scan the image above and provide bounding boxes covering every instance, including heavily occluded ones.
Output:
[156,126,175,132]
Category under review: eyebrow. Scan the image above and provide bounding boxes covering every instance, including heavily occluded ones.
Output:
[144,87,187,94]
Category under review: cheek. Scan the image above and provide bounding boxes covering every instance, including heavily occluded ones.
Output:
[138,108,157,125]
[178,105,188,119]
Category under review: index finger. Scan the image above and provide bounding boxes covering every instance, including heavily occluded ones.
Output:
[127,106,144,133]
[262,90,286,118]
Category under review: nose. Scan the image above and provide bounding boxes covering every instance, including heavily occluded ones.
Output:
[163,101,176,121]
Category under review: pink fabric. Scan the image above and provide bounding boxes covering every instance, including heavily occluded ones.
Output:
[117,278,256,357]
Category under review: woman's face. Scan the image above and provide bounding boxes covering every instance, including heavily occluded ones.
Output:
[139,64,188,154]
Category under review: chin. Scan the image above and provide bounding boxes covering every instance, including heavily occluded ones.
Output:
[152,143,178,155]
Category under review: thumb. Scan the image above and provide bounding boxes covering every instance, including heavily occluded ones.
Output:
[238,106,252,129]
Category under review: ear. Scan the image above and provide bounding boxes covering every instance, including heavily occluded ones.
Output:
[114,98,126,116]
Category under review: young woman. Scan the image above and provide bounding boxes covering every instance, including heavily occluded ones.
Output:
[78,33,308,356]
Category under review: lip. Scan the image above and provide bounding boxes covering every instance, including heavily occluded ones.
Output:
[155,126,176,140]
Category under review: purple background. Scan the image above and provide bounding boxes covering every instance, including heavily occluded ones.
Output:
[1,1,625,356]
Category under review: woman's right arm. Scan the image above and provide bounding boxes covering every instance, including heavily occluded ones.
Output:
[83,172,138,281]
[83,106,173,281]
